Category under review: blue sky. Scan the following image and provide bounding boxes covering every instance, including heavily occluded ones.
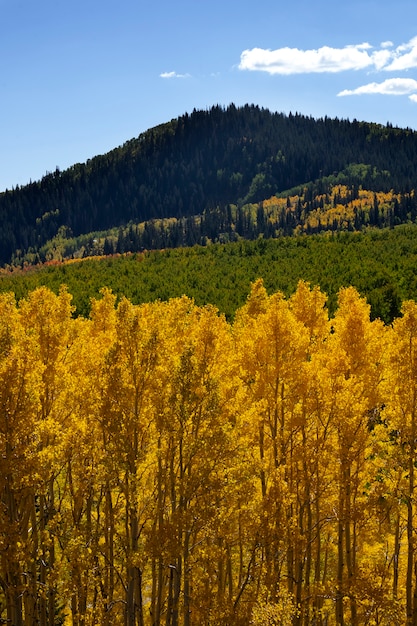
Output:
[1,0,417,192]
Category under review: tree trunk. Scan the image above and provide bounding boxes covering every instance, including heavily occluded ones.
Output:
[336,480,345,626]
[183,529,191,626]
[407,407,416,625]
[345,466,357,625]
[393,513,400,600]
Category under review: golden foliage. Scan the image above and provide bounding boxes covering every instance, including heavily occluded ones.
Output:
[0,281,414,625]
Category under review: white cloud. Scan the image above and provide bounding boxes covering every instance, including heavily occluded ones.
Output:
[372,49,394,71]
[338,78,417,96]
[385,36,417,70]
[160,71,191,79]
[410,94,417,103]
[238,36,417,75]
[239,44,376,74]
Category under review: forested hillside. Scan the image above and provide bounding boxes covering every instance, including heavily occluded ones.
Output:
[9,182,416,268]
[4,224,417,324]
[1,104,417,266]
[2,281,417,626]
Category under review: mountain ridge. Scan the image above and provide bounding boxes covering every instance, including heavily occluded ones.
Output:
[2,103,417,266]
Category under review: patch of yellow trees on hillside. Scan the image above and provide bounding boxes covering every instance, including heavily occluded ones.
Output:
[1,280,417,625]
[262,185,411,233]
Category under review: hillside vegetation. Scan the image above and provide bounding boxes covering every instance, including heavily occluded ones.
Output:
[2,224,417,324]
[7,182,415,268]
[2,104,417,266]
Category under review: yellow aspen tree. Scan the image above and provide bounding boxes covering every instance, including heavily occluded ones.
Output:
[384,300,417,626]
[250,586,297,626]
[289,281,329,624]
[215,386,262,626]
[325,287,387,626]
[59,315,114,626]
[99,297,162,626]
[352,334,405,626]
[18,286,78,626]
[19,286,117,626]
[368,385,411,625]
[289,280,329,355]
[302,341,338,626]
[234,281,310,616]
[142,296,196,626]
[146,296,249,626]
[235,277,269,321]
[0,292,43,626]
[153,300,243,626]
[196,308,257,626]
[87,288,119,625]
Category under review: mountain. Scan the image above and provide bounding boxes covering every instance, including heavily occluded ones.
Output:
[1,103,417,267]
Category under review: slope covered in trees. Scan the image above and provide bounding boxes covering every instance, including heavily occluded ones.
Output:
[9,182,416,268]
[2,224,417,324]
[1,104,417,266]
[1,282,417,625]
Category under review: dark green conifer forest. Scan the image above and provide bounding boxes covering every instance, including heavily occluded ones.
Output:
[1,104,417,267]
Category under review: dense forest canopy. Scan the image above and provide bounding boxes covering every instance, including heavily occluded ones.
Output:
[1,104,417,266]
[7,183,416,269]
[2,282,417,625]
[3,224,417,324]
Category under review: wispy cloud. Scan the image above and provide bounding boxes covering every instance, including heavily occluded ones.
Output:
[160,71,191,79]
[338,78,417,96]
[239,37,417,75]
[385,36,417,71]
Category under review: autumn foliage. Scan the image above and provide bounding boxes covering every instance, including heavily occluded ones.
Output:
[1,281,417,625]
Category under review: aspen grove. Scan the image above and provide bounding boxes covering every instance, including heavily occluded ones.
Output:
[1,280,416,626]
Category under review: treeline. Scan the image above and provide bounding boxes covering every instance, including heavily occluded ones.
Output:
[85,184,417,259]
[10,183,417,269]
[2,282,417,625]
[4,225,417,324]
[2,104,417,265]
